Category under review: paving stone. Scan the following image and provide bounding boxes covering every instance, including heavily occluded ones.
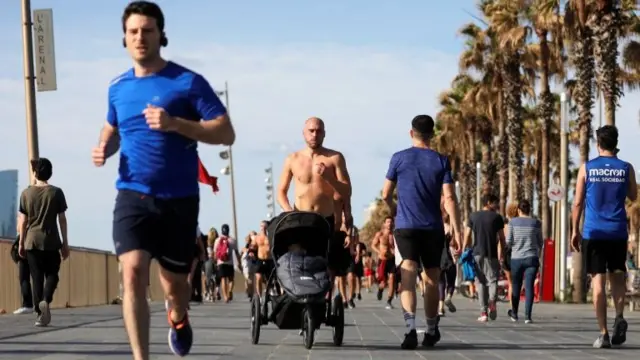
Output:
[0,292,638,359]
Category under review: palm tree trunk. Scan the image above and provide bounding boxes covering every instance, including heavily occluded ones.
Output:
[535,145,543,217]
[572,21,595,303]
[497,90,509,214]
[538,27,553,238]
[524,162,534,202]
[461,162,472,222]
[481,132,497,197]
[591,0,621,126]
[505,55,524,202]
[468,131,477,211]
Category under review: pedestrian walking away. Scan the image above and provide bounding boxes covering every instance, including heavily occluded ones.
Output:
[11,235,34,315]
[502,202,519,308]
[90,2,235,358]
[571,125,637,349]
[506,199,542,323]
[463,193,505,323]
[17,157,70,327]
[438,210,457,317]
[381,114,462,350]
[213,224,243,303]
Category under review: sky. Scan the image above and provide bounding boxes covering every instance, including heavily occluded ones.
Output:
[0,0,638,252]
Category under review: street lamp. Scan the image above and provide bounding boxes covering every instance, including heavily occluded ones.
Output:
[265,163,276,219]
[21,0,40,183]
[216,82,239,239]
[559,92,570,302]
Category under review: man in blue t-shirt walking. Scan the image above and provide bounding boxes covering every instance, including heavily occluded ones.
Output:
[382,115,462,349]
[571,125,636,349]
[91,2,235,359]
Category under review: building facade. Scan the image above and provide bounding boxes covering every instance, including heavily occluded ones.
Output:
[0,169,18,238]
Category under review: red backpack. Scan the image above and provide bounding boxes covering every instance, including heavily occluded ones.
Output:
[216,236,230,262]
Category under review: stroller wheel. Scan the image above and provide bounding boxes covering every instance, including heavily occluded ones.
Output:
[302,306,315,349]
[332,296,344,346]
[251,295,261,344]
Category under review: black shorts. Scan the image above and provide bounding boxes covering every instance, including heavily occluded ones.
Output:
[394,228,445,270]
[348,259,364,277]
[256,259,275,277]
[583,239,627,275]
[112,190,199,274]
[328,231,351,276]
[217,263,235,280]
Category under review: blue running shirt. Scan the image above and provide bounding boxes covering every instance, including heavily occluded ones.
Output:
[107,62,226,198]
[582,156,630,240]
[386,147,453,230]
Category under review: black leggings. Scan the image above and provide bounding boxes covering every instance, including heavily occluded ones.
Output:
[26,249,61,314]
[438,266,456,300]
[18,259,33,308]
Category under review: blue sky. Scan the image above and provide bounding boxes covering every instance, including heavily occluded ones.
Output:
[0,0,638,251]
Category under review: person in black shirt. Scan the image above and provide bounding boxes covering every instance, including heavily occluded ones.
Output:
[18,158,69,327]
[463,193,505,323]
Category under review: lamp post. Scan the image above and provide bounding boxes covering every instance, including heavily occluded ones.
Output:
[216,82,238,239]
[21,0,40,183]
[559,92,569,302]
[265,163,277,219]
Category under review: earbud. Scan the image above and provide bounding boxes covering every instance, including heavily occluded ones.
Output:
[160,33,168,47]
[122,38,126,48]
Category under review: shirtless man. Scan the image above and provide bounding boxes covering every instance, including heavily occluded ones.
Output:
[254,220,274,297]
[372,216,397,309]
[277,117,353,306]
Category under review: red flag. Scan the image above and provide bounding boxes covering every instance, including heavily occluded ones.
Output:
[198,157,219,193]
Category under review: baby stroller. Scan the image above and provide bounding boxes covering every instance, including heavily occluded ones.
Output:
[250,211,345,349]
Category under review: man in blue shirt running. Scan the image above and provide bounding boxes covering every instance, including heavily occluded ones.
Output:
[382,115,462,349]
[90,2,235,359]
[571,125,636,349]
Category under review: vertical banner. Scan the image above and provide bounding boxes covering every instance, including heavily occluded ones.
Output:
[32,9,57,92]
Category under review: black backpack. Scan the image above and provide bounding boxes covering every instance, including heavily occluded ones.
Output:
[10,236,20,263]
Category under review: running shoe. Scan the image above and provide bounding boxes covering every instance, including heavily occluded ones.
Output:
[422,327,441,347]
[168,311,193,356]
[611,315,628,345]
[593,333,611,348]
[401,329,418,349]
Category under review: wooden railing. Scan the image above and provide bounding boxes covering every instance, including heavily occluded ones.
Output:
[1,237,164,313]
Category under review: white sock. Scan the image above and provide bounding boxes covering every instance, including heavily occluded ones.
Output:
[403,311,416,331]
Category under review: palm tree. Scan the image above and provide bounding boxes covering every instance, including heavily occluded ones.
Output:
[589,0,621,125]
[436,74,479,219]
[486,0,529,202]
[531,0,564,238]
[458,22,502,205]
[564,0,595,303]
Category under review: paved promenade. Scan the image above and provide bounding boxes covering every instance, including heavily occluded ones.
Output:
[0,293,638,359]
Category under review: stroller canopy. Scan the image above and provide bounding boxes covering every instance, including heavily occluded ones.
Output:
[267,211,332,259]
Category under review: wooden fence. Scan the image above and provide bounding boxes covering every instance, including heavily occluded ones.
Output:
[0,237,244,313]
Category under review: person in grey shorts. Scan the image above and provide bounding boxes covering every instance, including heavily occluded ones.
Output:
[463,193,505,322]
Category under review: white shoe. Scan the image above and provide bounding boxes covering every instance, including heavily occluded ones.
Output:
[13,307,33,315]
[37,301,51,326]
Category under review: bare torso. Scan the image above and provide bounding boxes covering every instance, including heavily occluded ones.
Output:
[363,256,372,269]
[290,149,341,217]
[255,233,270,260]
[376,230,395,260]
